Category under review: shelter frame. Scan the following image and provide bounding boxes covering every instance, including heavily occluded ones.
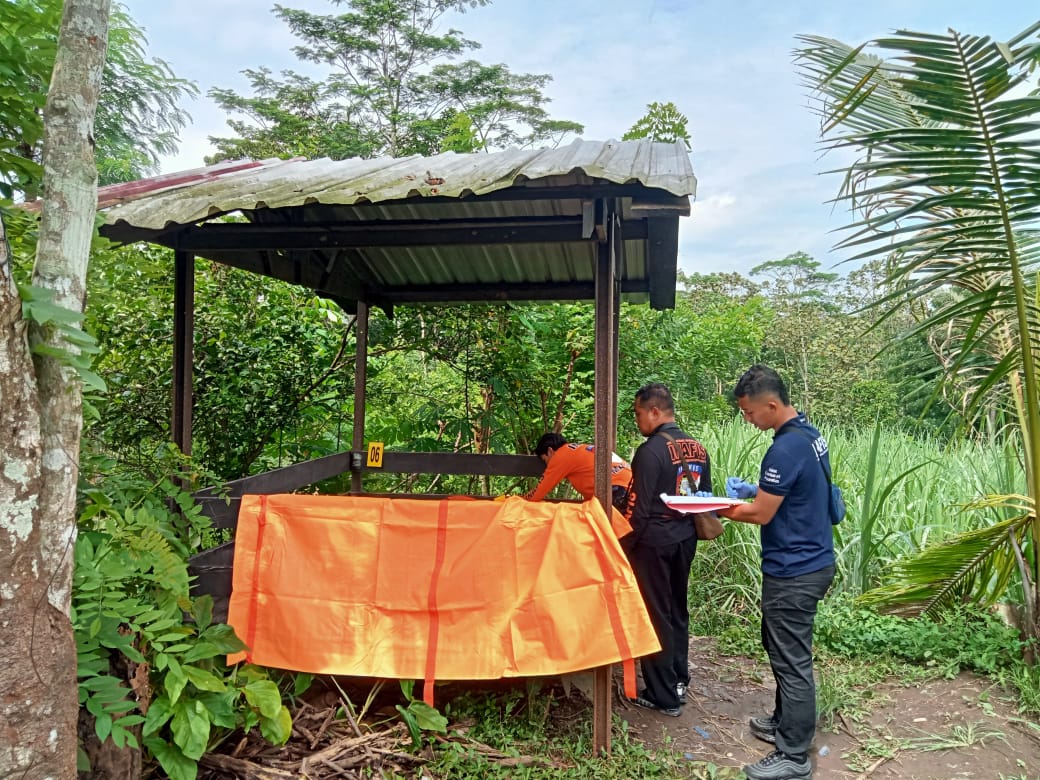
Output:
[98,141,696,755]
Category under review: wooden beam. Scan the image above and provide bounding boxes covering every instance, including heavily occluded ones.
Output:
[193,451,545,527]
[646,216,679,311]
[166,218,653,252]
[379,278,651,305]
[171,250,194,456]
[172,217,601,251]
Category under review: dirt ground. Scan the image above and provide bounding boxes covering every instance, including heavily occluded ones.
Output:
[196,638,1040,779]
[618,637,1040,779]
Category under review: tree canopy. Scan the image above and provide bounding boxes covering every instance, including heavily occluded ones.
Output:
[622,101,692,148]
[208,0,583,161]
[0,0,196,197]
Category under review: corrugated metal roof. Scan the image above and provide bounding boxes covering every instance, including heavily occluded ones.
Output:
[98,139,696,312]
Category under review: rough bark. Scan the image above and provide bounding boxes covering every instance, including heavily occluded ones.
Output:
[0,1,109,776]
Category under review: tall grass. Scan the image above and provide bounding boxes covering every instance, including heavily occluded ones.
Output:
[687,417,1027,634]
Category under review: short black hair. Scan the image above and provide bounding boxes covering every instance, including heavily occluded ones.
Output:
[733,364,790,405]
[634,383,675,413]
[534,432,567,457]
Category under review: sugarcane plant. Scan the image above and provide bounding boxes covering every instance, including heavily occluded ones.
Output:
[794,22,1040,646]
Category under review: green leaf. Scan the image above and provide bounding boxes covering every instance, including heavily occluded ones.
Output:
[197,691,237,729]
[181,641,222,663]
[78,368,108,392]
[183,665,227,693]
[409,701,448,733]
[79,675,122,692]
[142,695,173,737]
[163,643,194,654]
[144,735,199,780]
[94,712,113,742]
[170,699,210,760]
[242,679,283,719]
[192,595,213,632]
[395,704,422,748]
[399,679,415,701]
[199,623,247,654]
[19,287,84,325]
[109,726,134,750]
[77,745,91,772]
[259,705,292,745]
[101,699,140,715]
[164,657,187,705]
[293,672,314,698]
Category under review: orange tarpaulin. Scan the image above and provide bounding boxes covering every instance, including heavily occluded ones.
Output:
[227,495,658,702]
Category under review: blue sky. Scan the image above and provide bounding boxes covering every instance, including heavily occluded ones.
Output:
[121,0,1033,276]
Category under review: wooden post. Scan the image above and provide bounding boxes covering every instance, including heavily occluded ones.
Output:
[172,250,194,457]
[350,301,369,493]
[592,199,619,755]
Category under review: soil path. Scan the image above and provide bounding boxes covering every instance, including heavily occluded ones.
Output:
[619,637,1039,779]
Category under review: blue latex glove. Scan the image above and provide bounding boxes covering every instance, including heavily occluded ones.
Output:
[725,477,758,499]
[693,490,714,498]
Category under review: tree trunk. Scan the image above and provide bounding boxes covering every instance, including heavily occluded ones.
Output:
[0,1,109,775]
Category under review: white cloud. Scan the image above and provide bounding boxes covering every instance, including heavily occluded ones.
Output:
[120,0,1035,273]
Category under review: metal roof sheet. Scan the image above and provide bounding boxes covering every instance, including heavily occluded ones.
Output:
[97,139,696,312]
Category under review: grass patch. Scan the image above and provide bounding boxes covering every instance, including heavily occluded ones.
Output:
[419,687,739,779]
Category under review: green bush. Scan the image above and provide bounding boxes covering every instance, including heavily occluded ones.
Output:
[74,454,292,779]
[816,596,1023,676]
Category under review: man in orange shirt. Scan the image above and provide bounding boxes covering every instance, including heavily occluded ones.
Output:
[525,432,634,515]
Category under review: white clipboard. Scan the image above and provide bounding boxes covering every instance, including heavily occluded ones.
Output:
[659,493,746,514]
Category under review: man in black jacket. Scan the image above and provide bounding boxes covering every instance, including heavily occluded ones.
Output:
[625,382,712,716]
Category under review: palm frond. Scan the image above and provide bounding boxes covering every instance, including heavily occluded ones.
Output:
[858,508,1032,617]
[798,21,1040,463]
[797,21,1040,630]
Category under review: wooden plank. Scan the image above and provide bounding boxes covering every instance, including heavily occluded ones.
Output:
[193,451,545,527]
[188,541,235,623]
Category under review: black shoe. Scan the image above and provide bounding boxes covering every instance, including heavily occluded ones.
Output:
[676,682,688,702]
[628,692,681,717]
[749,714,778,744]
[742,749,812,780]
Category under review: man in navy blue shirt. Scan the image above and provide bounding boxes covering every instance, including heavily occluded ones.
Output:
[716,365,835,780]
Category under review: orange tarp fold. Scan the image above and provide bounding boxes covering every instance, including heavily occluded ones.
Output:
[227,495,658,695]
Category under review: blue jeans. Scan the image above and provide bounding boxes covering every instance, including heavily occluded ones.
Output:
[761,565,834,758]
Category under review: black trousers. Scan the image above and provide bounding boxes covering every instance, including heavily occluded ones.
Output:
[626,535,698,708]
[761,564,835,758]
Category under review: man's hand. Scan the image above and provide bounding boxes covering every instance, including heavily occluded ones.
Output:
[725,477,758,499]
[694,490,714,498]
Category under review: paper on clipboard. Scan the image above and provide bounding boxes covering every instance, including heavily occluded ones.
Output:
[660,493,745,514]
